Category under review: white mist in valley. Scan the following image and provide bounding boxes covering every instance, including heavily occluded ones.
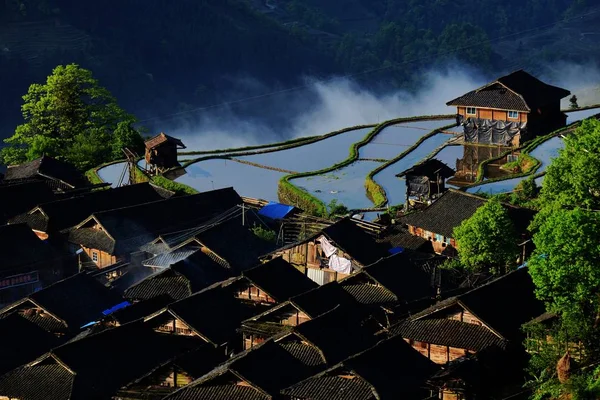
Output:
[160,62,599,152]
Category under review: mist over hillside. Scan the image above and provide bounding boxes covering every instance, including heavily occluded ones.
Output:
[1,0,599,145]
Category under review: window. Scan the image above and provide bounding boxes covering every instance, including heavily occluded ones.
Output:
[508,110,519,119]
[466,107,476,115]
[92,252,99,262]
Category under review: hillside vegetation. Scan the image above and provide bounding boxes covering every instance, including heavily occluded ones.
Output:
[0,0,593,138]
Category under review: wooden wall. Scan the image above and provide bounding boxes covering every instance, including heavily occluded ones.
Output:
[236,285,277,304]
[456,107,528,123]
[406,339,469,364]
[81,246,117,269]
[407,225,456,254]
[155,317,196,336]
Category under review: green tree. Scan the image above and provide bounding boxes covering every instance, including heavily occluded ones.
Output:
[528,208,600,322]
[539,119,600,210]
[453,198,518,274]
[1,64,143,170]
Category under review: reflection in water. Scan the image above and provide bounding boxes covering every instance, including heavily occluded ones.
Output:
[175,159,286,201]
[97,162,129,188]
[446,145,511,187]
[293,161,381,211]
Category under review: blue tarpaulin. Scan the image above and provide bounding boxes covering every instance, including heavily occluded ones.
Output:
[388,247,404,255]
[258,202,295,220]
[101,301,131,316]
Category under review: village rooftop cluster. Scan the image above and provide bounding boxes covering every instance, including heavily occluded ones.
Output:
[0,70,579,400]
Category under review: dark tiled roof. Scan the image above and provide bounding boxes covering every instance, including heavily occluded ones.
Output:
[321,218,387,266]
[142,247,199,268]
[108,294,174,325]
[145,132,186,150]
[278,340,327,367]
[242,257,318,302]
[191,216,277,273]
[68,227,115,253]
[124,268,192,301]
[400,190,486,237]
[397,158,455,179]
[20,311,68,333]
[10,183,166,233]
[0,181,56,225]
[68,188,243,255]
[1,273,123,332]
[50,321,203,399]
[281,374,375,400]
[390,318,507,351]
[343,334,440,396]
[341,280,398,306]
[0,312,60,376]
[293,306,377,364]
[0,223,59,272]
[0,361,75,400]
[413,268,545,339]
[166,384,271,400]
[229,340,323,395]
[4,155,86,188]
[447,70,570,112]
[125,250,229,301]
[361,252,440,303]
[377,225,433,252]
[165,285,265,346]
[291,281,362,318]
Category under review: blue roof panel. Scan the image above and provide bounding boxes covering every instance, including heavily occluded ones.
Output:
[258,202,295,220]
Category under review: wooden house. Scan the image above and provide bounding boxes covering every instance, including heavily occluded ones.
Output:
[125,249,229,301]
[400,189,534,255]
[280,334,440,400]
[0,320,204,400]
[240,281,362,350]
[10,182,168,240]
[265,218,387,285]
[161,338,327,400]
[227,257,318,305]
[396,158,454,206]
[0,273,123,337]
[447,70,571,146]
[144,283,270,353]
[0,224,77,307]
[3,155,87,190]
[67,187,243,269]
[392,268,544,369]
[339,252,443,318]
[145,132,186,174]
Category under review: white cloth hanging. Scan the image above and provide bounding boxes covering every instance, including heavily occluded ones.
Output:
[318,236,338,257]
[328,255,352,274]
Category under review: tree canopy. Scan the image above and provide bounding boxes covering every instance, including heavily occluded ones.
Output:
[453,198,518,274]
[1,64,144,170]
[538,119,600,210]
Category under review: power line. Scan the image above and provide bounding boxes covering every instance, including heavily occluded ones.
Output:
[138,8,600,124]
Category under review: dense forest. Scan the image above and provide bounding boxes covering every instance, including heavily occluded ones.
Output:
[0,0,594,138]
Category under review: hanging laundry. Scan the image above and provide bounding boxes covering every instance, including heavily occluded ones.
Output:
[318,236,338,258]
[329,255,352,274]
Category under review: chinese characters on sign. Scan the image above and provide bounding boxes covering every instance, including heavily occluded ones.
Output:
[0,271,39,290]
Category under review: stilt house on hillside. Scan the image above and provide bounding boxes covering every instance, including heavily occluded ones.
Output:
[447,70,571,146]
[145,132,186,175]
[396,159,454,207]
